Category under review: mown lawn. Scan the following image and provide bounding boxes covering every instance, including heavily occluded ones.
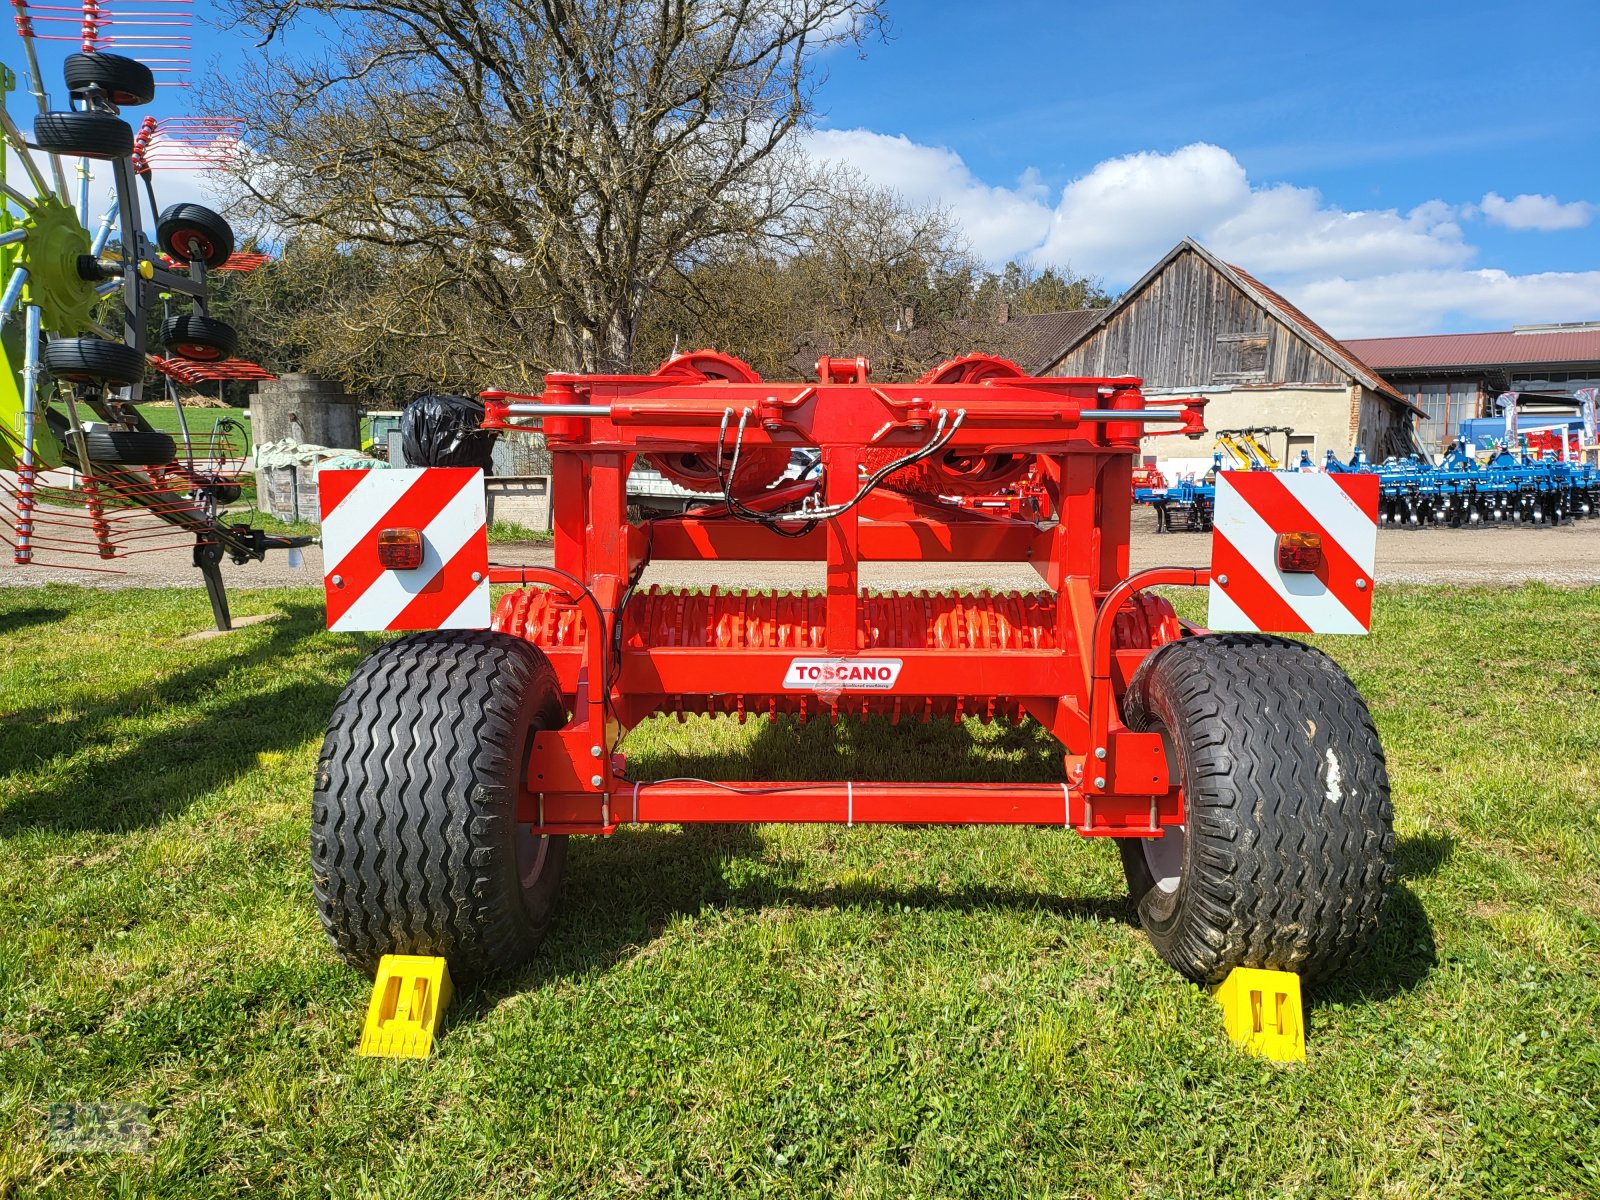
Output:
[0,583,1597,1198]
[132,403,210,439]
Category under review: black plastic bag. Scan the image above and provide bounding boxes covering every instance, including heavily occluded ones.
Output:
[400,393,498,471]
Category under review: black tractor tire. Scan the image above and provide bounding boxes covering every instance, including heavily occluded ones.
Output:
[159,313,237,362]
[79,428,177,466]
[312,630,569,982]
[44,336,146,386]
[1117,633,1394,985]
[32,111,134,160]
[156,203,235,269]
[63,52,155,106]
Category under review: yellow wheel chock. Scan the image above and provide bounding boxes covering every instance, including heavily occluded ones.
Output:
[358,955,453,1059]
[1213,967,1305,1063]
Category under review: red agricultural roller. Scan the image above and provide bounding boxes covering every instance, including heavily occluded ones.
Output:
[311,352,1394,988]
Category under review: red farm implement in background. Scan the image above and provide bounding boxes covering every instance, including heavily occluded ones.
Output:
[310,351,1394,991]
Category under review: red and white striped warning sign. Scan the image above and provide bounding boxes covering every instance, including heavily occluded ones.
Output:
[319,467,490,633]
[1208,471,1379,635]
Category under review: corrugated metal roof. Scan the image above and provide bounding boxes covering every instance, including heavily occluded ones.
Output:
[1343,329,1600,371]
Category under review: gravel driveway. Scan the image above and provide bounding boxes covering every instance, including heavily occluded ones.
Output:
[6,517,1598,591]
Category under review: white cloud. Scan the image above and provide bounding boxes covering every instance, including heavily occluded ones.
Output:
[1207,191,1470,278]
[1479,191,1595,232]
[802,132,1600,334]
[805,128,1052,262]
[1292,269,1600,339]
[1037,143,1251,280]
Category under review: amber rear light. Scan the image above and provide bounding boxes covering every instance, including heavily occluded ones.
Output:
[1275,531,1323,573]
[376,527,424,570]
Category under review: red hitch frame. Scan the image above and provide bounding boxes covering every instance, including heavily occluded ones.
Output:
[479,356,1209,840]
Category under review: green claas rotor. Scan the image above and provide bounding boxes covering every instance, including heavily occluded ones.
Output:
[14,194,94,335]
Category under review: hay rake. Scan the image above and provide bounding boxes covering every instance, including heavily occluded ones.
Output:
[0,3,307,624]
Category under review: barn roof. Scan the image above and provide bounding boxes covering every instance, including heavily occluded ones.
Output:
[1344,327,1600,371]
[1045,237,1409,406]
[996,308,1103,374]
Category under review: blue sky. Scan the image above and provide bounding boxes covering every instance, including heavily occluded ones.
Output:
[803,0,1600,335]
[23,0,1596,337]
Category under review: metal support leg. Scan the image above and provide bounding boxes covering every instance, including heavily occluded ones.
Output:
[195,540,232,631]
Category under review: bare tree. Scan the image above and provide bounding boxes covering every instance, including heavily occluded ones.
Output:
[639,171,989,378]
[212,0,886,376]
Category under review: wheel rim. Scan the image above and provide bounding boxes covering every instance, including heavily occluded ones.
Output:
[514,822,551,892]
[1138,716,1186,899]
[173,230,215,261]
[177,342,223,360]
[1140,824,1186,895]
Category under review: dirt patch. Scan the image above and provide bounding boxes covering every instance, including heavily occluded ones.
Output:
[179,613,280,640]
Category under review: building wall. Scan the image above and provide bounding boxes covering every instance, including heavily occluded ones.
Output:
[1352,386,1417,458]
[249,374,361,449]
[1052,246,1415,459]
[1512,367,1600,391]
[1051,250,1349,390]
[1388,377,1487,449]
[1389,367,1600,449]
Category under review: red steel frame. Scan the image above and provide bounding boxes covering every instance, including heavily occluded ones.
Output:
[479,358,1210,840]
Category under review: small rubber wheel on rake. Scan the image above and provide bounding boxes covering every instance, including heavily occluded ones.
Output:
[160,313,238,362]
[156,203,235,269]
[31,112,135,159]
[79,428,178,466]
[63,53,156,107]
[44,337,147,386]
[1118,632,1395,985]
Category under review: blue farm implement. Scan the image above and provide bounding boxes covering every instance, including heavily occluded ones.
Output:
[1135,453,1221,533]
[1324,445,1600,529]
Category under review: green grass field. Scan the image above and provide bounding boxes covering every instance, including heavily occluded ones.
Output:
[130,403,200,438]
[131,403,365,448]
[1,584,1597,1197]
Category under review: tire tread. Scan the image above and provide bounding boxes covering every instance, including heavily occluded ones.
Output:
[1121,632,1394,984]
[311,630,566,981]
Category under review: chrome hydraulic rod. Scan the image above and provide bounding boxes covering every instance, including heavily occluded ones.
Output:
[499,402,1194,423]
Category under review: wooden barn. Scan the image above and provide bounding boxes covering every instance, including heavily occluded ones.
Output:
[1043,238,1421,463]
